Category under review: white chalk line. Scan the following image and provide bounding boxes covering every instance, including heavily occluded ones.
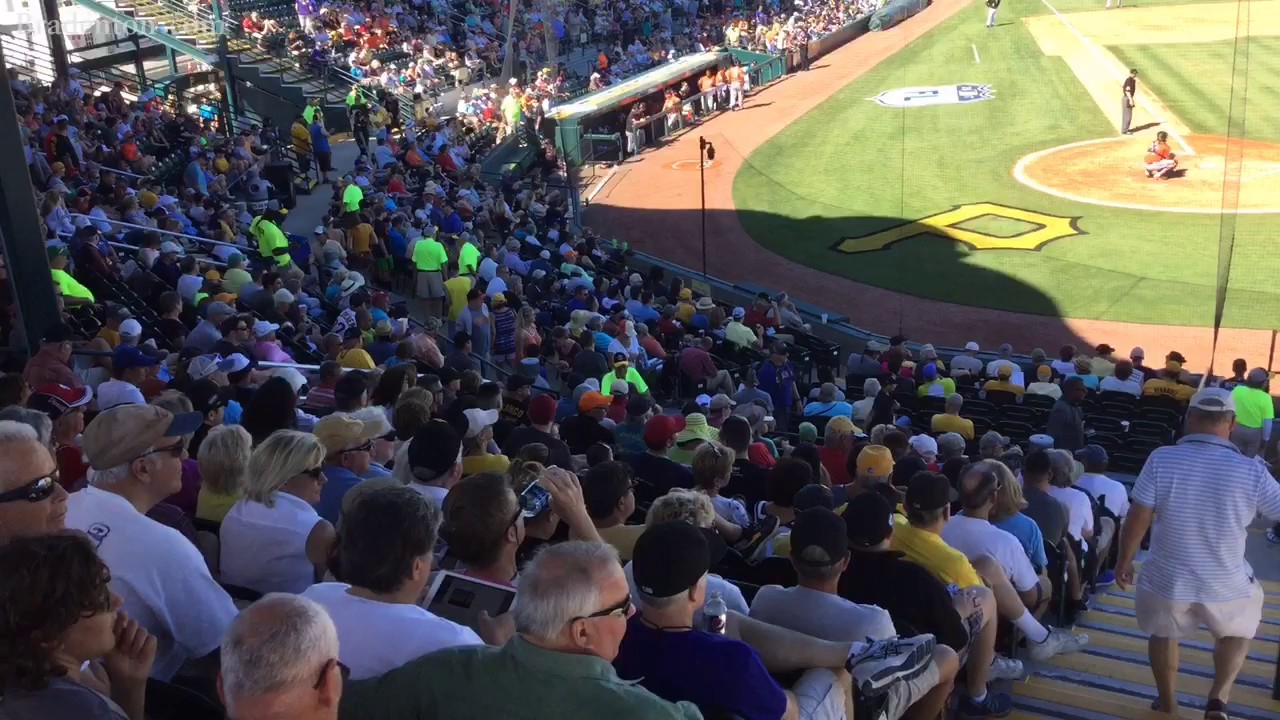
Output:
[972,43,981,63]
[1038,0,1197,157]
[1011,135,1280,215]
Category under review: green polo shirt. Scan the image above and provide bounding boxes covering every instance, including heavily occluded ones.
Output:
[338,637,702,720]
[303,104,318,125]
[411,237,447,272]
[342,184,364,213]
[1231,385,1275,430]
[458,241,481,276]
[250,217,291,266]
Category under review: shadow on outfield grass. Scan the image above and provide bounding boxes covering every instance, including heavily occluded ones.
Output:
[583,202,1092,353]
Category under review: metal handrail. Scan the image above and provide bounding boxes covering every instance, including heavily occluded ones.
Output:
[67,213,260,254]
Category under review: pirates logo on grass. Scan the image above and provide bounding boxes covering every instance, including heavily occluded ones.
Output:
[870,85,994,108]
[833,203,1084,254]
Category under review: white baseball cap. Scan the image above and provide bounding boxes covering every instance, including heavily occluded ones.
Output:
[964,341,980,351]
[1189,387,1235,413]
[253,320,280,338]
[908,434,937,455]
[463,408,500,439]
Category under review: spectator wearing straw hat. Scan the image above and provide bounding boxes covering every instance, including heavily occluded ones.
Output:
[313,412,389,524]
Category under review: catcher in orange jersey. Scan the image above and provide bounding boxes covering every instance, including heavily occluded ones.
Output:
[1144,131,1178,179]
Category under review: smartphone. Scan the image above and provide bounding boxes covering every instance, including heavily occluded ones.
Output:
[422,571,517,632]
[519,481,552,518]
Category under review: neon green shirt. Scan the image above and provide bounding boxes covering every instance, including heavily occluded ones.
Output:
[51,268,95,302]
[600,366,649,395]
[458,242,481,276]
[1231,385,1274,430]
[250,217,291,266]
[411,237,448,272]
[342,184,365,213]
[303,105,318,125]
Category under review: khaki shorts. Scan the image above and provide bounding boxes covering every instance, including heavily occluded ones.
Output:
[883,658,941,720]
[1135,581,1265,640]
[416,270,445,299]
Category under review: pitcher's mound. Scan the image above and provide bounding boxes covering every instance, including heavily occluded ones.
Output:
[1013,134,1280,214]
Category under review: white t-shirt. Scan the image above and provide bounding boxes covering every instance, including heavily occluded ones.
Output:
[749,585,896,644]
[220,492,322,595]
[1075,472,1130,519]
[96,379,146,410]
[949,355,983,377]
[300,582,482,680]
[1047,486,1095,544]
[1098,376,1142,397]
[65,487,237,680]
[408,482,449,511]
[941,513,1039,592]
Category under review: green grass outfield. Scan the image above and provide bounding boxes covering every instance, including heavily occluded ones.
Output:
[732,0,1280,328]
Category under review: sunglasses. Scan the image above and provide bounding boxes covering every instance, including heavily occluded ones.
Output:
[576,594,632,621]
[313,658,350,690]
[343,440,373,455]
[0,472,59,504]
[301,466,325,480]
[140,440,186,459]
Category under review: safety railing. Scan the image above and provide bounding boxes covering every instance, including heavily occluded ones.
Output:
[67,214,263,259]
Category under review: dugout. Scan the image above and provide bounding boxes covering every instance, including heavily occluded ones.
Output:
[549,51,729,167]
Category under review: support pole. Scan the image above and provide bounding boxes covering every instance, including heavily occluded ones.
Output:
[38,0,69,78]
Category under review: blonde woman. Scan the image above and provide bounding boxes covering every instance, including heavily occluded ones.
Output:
[988,462,1048,573]
[514,306,542,364]
[625,489,749,615]
[691,441,749,527]
[219,430,335,595]
[196,425,252,523]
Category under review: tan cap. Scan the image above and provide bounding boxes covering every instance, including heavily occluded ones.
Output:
[83,405,202,470]
[313,412,381,454]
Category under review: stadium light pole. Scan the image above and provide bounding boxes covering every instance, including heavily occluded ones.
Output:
[699,136,715,277]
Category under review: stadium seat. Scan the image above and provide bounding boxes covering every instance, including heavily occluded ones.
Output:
[1085,415,1125,436]
[1087,433,1122,456]
[1022,394,1055,411]
[963,399,998,420]
[984,389,1019,407]
[145,677,225,720]
[1128,420,1175,445]
[999,405,1042,426]
[997,420,1035,445]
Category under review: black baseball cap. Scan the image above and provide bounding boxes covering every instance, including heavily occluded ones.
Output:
[843,492,895,549]
[626,394,652,417]
[905,471,958,512]
[342,326,363,341]
[891,455,928,489]
[789,508,848,567]
[407,420,462,481]
[793,483,835,511]
[633,522,727,598]
[506,373,533,391]
[187,379,227,416]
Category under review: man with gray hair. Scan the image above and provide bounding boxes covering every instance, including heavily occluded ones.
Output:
[0,419,69,545]
[930,393,975,440]
[617,521,937,720]
[219,593,342,720]
[64,404,237,680]
[936,432,967,462]
[1116,388,1280,717]
[338,540,701,719]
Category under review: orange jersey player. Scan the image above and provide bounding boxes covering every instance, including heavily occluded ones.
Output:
[1144,130,1178,179]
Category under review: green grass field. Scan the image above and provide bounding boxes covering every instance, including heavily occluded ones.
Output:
[732,0,1280,328]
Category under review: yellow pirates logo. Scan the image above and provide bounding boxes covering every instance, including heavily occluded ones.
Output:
[833,203,1084,254]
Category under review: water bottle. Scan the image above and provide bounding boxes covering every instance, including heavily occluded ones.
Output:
[702,591,727,635]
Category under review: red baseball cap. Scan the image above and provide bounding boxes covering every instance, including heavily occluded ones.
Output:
[27,384,93,420]
[643,415,679,450]
[527,394,557,425]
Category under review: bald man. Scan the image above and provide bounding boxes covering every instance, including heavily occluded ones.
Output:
[220,594,343,720]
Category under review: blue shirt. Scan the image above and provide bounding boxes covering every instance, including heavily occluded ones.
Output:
[1065,373,1099,390]
[802,400,853,419]
[184,161,208,195]
[627,301,660,325]
[593,331,613,354]
[440,211,463,236]
[374,144,395,167]
[614,617,787,720]
[315,465,365,524]
[757,360,796,409]
[993,512,1048,571]
[310,122,330,153]
[386,228,407,259]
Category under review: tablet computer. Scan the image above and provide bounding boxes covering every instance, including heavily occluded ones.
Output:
[422,571,517,632]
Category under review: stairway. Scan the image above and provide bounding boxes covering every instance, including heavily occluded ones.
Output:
[1009,564,1280,720]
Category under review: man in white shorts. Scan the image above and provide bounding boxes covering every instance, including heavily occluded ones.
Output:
[1116,388,1280,719]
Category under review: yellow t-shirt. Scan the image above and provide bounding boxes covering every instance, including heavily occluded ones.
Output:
[445,276,472,322]
[890,513,984,588]
[982,379,1025,397]
[930,413,975,440]
[349,223,375,254]
[597,523,646,562]
[675,301,695,324]
[461,453,510,476]
[1231,385,1275,430]
[96,327,121,348]
[337,348,376,370]
[197,489,241,524]
[1142,378,1194,403]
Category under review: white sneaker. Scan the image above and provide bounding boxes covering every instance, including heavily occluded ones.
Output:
[1027,630,1089,662]
[847,634,936,697]
[988,655,1026,681]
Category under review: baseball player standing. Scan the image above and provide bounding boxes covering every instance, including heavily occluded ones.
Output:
[1121,68,1138,134]
[986,0,1000,27]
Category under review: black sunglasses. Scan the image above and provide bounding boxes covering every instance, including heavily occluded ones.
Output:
[0,472,59,504]
[140,440,186,459]
[575,594,632,621]
[342,440,373,455]
[301,466,325,480]
[313,658,350,689]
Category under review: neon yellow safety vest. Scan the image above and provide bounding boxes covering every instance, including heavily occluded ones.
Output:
[342,184,364,213]
[412,238,447,272]
[250,216,291,266]
[458,242,480,275]
[51,268,95,302]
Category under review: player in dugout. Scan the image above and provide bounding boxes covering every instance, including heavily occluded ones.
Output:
[1144,131,1178,179]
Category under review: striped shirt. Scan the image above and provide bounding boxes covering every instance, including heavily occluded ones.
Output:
[1132,434,1280,602]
